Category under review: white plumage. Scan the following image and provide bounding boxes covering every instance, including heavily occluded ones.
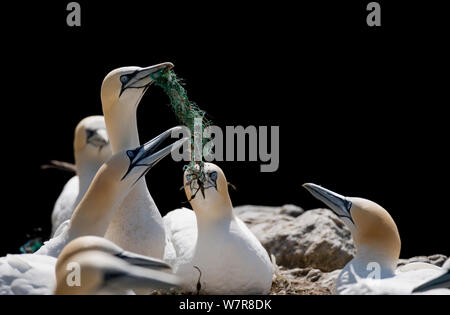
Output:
[303,183,450,295]
[338,263,449,295]
[51,116,111,235]
[100,64,174,258]
[0,254,56,295]
[51,176,79,235]
[1,129,186,294]
[164,163,273,294]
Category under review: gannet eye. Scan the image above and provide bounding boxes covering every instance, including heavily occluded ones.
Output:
[209,171,218,182]
[126,150,135,159]
[120,75,129,84]
[85,129,95,139]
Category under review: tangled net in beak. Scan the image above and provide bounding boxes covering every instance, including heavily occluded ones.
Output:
[152,69,212,194]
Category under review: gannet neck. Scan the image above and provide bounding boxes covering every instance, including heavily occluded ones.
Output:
[68,160,127,240]
[73,115,112,201]
[75,160,106,201]
[353,244,398,274]
[68,132,187,240]
[347,197,401,263]
[195,204,234,228]
[104,98,140,154]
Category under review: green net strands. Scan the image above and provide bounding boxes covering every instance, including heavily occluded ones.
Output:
[20,238,43,254]
[151,69,211,175]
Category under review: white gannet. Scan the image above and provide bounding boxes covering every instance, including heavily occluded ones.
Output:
[166,163,273,294]
[412,258,450,293]
[100,62,175,258]
[303,183,450,295]
[54,236,180,295]
[0,236,176,295]
[35,127,187,258]
[51,115,112,236]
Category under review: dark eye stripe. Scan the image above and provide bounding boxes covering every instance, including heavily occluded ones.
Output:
[85,129,95,139]
[210,171,218,181]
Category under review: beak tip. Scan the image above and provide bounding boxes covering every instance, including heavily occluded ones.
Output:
[302,183,315,190]
[163,62,174,72]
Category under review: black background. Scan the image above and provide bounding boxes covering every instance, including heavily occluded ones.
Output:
[0,1,448,258]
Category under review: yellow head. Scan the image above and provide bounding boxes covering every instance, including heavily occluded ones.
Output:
[184,163,233,220]
[303,183,401,261]
[100,63,174,153]
[68,128,188,238]
[73,115,111,169]
[54,236,178,295]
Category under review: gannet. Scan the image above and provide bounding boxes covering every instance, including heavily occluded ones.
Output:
[35,127,187,258]
[166,163,273,294]
[303,183,450,295]
[54,236,180,295]
[0,236,177,295]
[51,116,112,236]
[412,258,450,293]
[100,62,175,258]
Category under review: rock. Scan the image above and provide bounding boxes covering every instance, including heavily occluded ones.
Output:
[235,204,304,223]
[397,254,448,268]
[235,205,355,272]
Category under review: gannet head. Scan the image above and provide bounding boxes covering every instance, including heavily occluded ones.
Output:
[69,127,188,237]
[303,183,401,261]
[99,126,188,195]
[101,62,173,109]
[184,163,233,219]
[73,115,112,168]
[100,62,174,153]
[57,236,171,271]
[55,236,180,294]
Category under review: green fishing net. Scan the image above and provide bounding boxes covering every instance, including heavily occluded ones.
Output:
[20,238,43,254]
[152,69,212,179]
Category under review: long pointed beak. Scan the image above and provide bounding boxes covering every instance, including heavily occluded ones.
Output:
[302,183,354,223]
[121,126,189,182]
[124,62,174,90]
[115,251,172,270]
[106,267,181,291]
[135,126,188,169]
[412,270,450,293]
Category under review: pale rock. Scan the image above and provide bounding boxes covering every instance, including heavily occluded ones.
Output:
[235,205,356,272]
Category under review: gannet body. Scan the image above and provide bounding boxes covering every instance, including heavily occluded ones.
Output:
[163,207,197,267]
[0,235,177,295]
[0,254,56,295]
[35,128,187,258]
[303,183,450,295]
[412,258,450,294]
[51,176,78,235]
[166,163,273,294]
[51,116,111,235]
[54,236,180,295]
[100,63,174,258]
